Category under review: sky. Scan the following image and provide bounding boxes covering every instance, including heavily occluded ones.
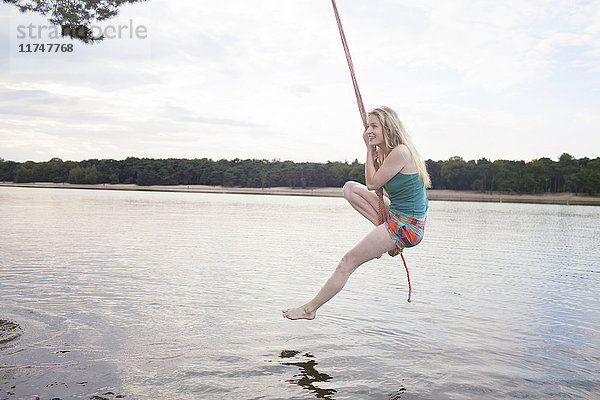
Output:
[1,0,599,164]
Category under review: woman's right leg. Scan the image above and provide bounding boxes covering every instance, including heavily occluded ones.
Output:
[343,181,389,226]
[282,223,397,320]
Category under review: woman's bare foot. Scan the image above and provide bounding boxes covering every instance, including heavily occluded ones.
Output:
[282,305,316,320]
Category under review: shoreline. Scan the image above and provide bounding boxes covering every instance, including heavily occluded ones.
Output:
[1,182,599,206]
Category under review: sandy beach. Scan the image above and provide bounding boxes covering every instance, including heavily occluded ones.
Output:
[1,182,599,206]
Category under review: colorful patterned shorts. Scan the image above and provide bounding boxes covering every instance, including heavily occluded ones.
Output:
[384,210,426,250]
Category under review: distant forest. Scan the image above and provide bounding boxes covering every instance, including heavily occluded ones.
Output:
[1,153,599,194]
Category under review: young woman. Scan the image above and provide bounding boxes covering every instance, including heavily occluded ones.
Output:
[282,106,431,320]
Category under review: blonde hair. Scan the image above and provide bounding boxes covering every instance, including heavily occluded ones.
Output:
[368,106,431,188]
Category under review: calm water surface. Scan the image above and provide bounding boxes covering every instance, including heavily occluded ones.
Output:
[1,187,599,399]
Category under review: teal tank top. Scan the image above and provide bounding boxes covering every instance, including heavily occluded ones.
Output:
[384,172,429,219]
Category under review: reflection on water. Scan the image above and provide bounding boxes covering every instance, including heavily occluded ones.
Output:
[1,187,599,399]
[279,350,337,399]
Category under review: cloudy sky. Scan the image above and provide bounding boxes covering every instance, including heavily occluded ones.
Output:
[1,0,599,163]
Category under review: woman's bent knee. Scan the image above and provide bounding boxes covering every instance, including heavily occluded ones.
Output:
[343,181,359,199]
[336,247,381,276]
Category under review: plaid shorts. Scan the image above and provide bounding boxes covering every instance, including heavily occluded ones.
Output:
[384,210,426,250]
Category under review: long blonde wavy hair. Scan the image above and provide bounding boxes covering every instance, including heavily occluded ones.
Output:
[368,106,431,188]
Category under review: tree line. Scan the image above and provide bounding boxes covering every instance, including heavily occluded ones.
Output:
[427,154,600,194]
[1,153,599,194]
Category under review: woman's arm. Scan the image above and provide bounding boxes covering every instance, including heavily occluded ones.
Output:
[364,144,410,190]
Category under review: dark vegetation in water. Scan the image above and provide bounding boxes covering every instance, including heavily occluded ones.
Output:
[279,350,337,399]
[277,350,407,400]
[0,320,23,345]
[1,153,599,194]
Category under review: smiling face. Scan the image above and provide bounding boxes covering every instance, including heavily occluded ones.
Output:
[366,114,385,147]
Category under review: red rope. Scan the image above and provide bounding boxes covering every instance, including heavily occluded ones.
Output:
[330,0,367,128]
[331,0,412,302]
[400,251,412,302]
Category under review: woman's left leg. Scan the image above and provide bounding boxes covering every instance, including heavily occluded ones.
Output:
[343,181,389,225]
[282,224,396,320]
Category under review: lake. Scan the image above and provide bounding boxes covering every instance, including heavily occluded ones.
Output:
[1,187,599,399]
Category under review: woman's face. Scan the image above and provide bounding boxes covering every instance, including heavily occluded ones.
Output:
[366,114,385,147]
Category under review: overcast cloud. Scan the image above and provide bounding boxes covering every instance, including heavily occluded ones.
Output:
[1,0,599,163]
